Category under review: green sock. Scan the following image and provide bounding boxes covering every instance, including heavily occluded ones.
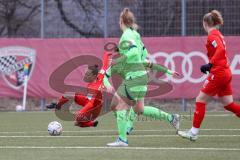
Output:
[143,106,173,122]
[126,107,137,129]
[114,110,128,141]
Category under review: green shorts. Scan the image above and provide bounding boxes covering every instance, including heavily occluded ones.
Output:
[117,75,148,101]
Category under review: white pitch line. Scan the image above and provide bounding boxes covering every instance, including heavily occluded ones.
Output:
[0,146,239,151]
[0,128,239,134]
[0,135,239,138]
[137,114,233,118]
[0,132,27,134]
[62,128,240,132]
[181,114,233,117]
[0,112,233,117]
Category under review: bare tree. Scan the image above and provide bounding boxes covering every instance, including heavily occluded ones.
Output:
[54,0,104,37]
[0,0,40,37]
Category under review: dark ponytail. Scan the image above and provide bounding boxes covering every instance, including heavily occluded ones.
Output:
[88,64,99,75]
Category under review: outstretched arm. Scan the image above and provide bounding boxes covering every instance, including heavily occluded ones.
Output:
[143,61,180,77]
[97,52,112,82]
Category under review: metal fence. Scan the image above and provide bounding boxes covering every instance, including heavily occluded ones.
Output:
[0,0,239,38]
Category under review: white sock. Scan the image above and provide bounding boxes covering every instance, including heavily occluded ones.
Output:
[191,127,199,135]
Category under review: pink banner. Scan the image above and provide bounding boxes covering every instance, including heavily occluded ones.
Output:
[0,37,240,99]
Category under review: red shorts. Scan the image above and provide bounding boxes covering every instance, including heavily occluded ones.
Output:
[201,70,232,97]
[74,97,103,123]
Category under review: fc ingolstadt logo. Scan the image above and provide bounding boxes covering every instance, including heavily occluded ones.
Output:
[0,46,36,90]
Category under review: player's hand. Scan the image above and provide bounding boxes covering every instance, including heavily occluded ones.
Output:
[200,63,212,74]
[172,71,181,77]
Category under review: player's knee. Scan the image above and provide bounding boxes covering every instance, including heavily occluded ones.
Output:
[133,107,143,115]
[196,93,208,103]
[196,97,204,103]
[220,96,233,107]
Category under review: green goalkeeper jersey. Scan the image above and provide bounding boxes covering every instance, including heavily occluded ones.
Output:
[104,27,173,100]
[105,27,173,83]
[104,28,148,100]
[115,28,148,80]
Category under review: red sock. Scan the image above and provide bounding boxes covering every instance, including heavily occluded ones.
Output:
[224,102,240,117]
[193,102,206,128]
[56,96,69,109]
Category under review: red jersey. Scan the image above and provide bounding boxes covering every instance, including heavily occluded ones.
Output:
[86,52,110,100]
[74,52,111,124]
[206,29,230,74]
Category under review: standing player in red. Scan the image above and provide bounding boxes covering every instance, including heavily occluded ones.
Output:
[178,10,240,141]
[47,52,113,127]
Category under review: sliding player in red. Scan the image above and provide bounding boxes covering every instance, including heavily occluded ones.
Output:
[178,10,240,141]
[47,52,113,127]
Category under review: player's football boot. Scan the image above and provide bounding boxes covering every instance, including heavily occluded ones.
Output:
[107,137,128,147]
[170,114,180,132]
[126,127,133,135]
[46,102,62,110]
[93,121,99,127]
[46,102,57,109]
[178,130,198,141]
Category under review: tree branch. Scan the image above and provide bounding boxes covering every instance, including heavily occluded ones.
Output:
[0,25,6,35]
[16,0,34,9]
[14,4,40,33]
[55,0,93,37]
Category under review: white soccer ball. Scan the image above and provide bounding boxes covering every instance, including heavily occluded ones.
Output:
[15,105,23,112]
[48,121,63,136]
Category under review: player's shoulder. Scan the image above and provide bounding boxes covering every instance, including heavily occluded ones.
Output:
[207,29,222,47]
[122,28,141,38]
[208,29,222,40]
[121,29,140,45]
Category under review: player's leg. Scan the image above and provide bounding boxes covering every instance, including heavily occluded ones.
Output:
[178,74,218,141]
[133,99,180,131]
[125,75,180,134]
[126,78,180,131]
[126,107,137,135]
[74,93,89,106]
[46,96,69,109]
[75,99,102,127]
[220,95,240,117]
[178,91,211,141]
[107,92,129,147]
[218,83,240,117]
[124,77,181,134]
[193,91,211,131]
[131,77,180,130]
[47,92,88,110]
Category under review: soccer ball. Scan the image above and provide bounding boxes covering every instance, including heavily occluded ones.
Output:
[47,121,63,136]
[15,105,23,112]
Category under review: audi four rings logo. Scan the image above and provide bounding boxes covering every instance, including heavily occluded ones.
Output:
[148,51,240,84]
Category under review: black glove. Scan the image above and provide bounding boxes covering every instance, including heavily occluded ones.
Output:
[200,63,212,74]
